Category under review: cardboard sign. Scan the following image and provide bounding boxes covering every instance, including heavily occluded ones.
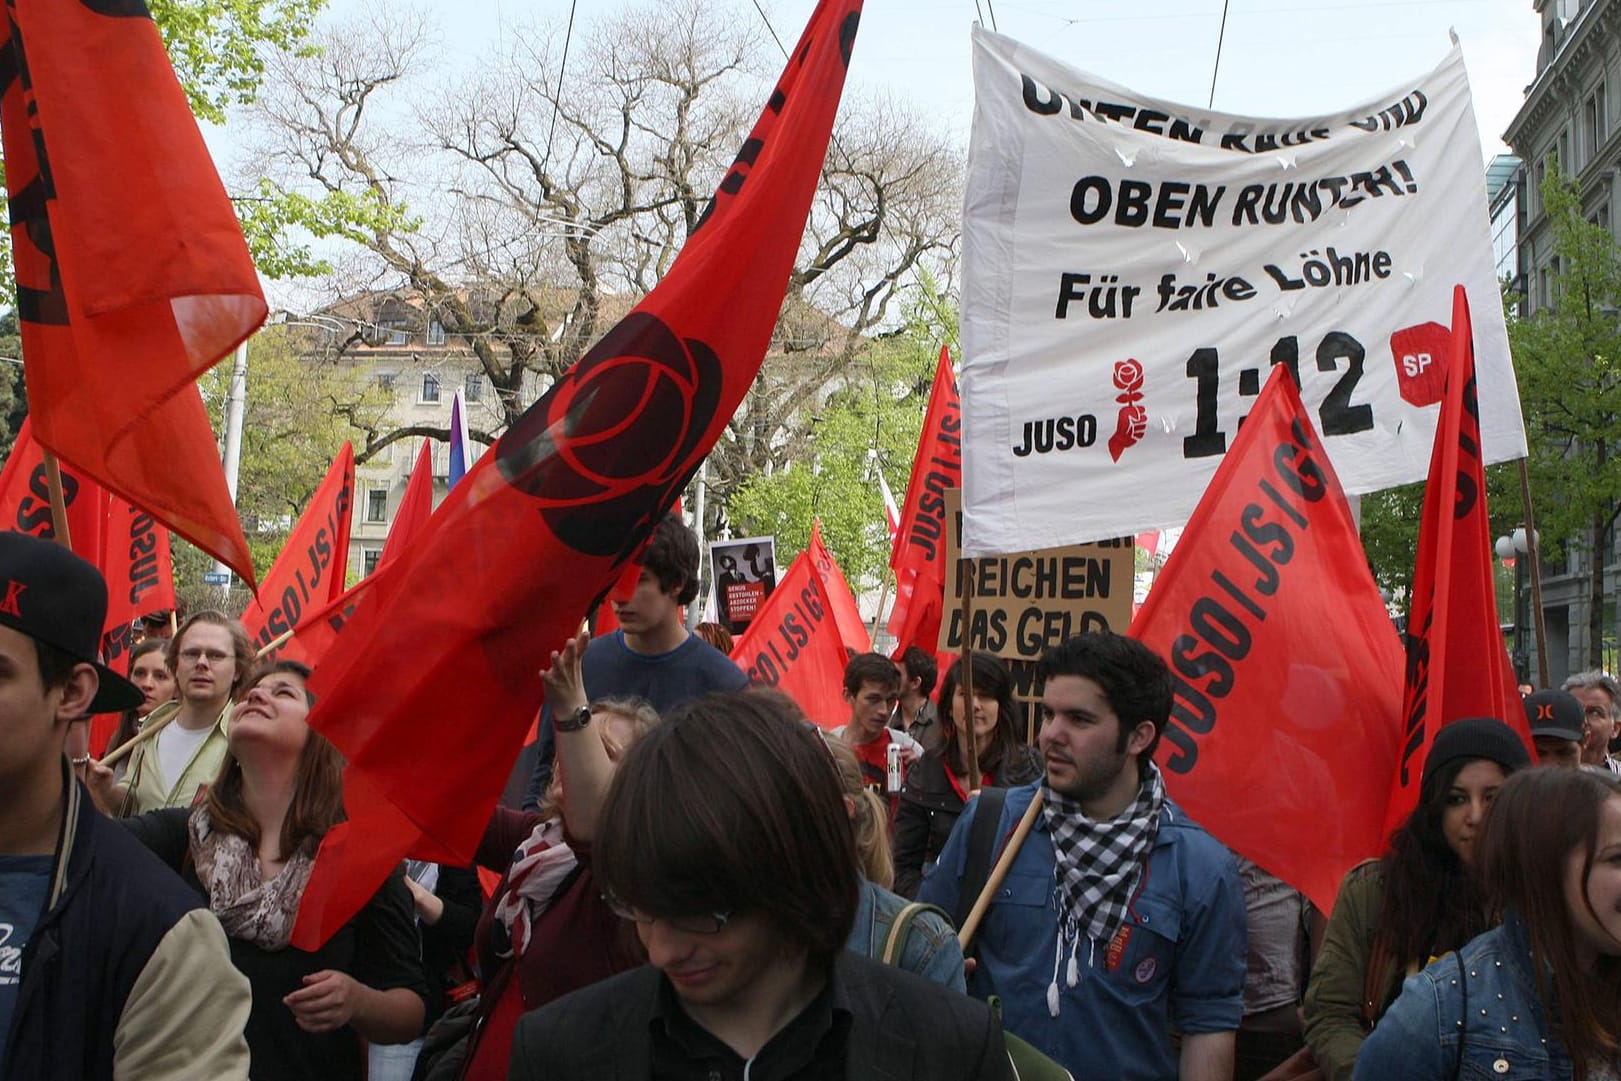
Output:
[710,535,777,632]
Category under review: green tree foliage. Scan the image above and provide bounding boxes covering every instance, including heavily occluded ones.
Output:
[149,0,325,126]
[1507,170,1621,666]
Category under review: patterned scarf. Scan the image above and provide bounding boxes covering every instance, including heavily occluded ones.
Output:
[187,805,313,950]
[492,817,578,959]
[1039,762,1166,1013]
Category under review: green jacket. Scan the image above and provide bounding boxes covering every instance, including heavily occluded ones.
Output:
[1302,861,1404,1081]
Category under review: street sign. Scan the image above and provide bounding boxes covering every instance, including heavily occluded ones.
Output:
[203,571,231,586]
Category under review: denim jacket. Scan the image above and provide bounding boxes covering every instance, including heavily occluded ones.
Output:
[848,877,967,992]
[1354,913,1572,1081]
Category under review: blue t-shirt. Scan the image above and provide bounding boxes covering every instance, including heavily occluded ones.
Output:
[0,854,52,1070]
[525,631,749,807]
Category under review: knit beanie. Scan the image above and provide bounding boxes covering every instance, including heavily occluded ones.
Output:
[1419,716,1532,795]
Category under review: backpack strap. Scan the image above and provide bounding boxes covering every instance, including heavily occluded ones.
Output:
[880,901,953,967]
[954,786,1009,932]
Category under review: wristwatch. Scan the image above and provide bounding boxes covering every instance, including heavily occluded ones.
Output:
[554,704,592,732]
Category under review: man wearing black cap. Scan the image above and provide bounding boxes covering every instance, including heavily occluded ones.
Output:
[0,533,249,1080]
[1524,689,1585,769]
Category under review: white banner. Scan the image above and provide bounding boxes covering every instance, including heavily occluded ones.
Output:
[960,29,1525,557]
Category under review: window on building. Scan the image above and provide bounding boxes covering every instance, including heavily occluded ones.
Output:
[426,319,446,346]
[421,372,441,403]
[382,320,409,346]
[1533,157,1548,215]
[363,548,383,576]
[366,488,387,523]
[1583,87,1607,163]
[466,373,484,402]
[377,372,397,394]
[1559,128,1571,174]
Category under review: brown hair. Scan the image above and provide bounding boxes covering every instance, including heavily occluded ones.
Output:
[594,688,859,966]
[107,638,173,756]
[206,661,345,861]
[1478,767,1621,1081]
[821,732,894,889]
[536,696,661,822]
[843,652,901,697]
[693,621,734,654]
[939,651,1024,777]
[168,610,255,698]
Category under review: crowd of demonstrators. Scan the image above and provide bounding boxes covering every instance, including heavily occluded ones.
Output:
[1561,670,1621,775]
[893,650,1042,898]
[509,690,1014,1079]
[891,645,943,753]
[818,725,967,990]
[100,610,254,815]
[456,632,661,1081]
[1526,688,1587,768]
[0,533,252,1080]
[1357,767,1621,1080]
[921,632,1249,1081]
[834,651,922,795]
[1303,717,1530,1081]
[522,514,747,806]
[109,660,427,1081]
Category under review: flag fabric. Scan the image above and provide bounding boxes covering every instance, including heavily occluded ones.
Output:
[0,1,264,586]
[1128,366,1407,914]
[887,347,960,658]
[1383,285,1528,837]
[237,444,356,662]
[734,530,861,728]
[447,389,471,489]
[290,0,863,949]
[877,467,900,542]
[99,494,176,668]
[380,440,435,568]
[809,522,869,653]
[0,417,106,560]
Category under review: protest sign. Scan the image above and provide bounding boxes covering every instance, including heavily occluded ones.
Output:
[959,28,1525,556]
[710,535,778,632]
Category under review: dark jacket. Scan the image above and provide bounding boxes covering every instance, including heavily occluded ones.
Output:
[508,952,1015,1081]
[4,769,250,1081]
[892,744,1042,899]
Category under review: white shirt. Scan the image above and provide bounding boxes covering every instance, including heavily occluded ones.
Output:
[154,722,213,793]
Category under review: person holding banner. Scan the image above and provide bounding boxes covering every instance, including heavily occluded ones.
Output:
[892,652,1041,899]
[1354,767,1621,1081]
[1303,717,1530,1081]
[920,632,1246,1081]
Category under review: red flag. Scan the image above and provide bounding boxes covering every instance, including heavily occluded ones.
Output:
[0,417,105,559]
[734,533,859,728]
[238,445,356,663]
[98,495,176,667]
[1129,367,1406,914]
[1383,286,1528,836]
[887,347,960,657]
[380,440,435,569]
[808,521,868,653]
[0,2,265,586]
[290,0,862,948]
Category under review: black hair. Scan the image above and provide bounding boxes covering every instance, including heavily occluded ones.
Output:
[1036,632,1172,757]
[593,689,859,967]
[901,646,939,696]
[640,513,700,606]
[843,652,902,698]
[939,651,1024,776]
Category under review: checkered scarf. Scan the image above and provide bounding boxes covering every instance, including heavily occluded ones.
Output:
[1042,761,1166,947]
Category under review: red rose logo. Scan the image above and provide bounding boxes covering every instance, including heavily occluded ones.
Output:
[1108,358,1147,462]
[495,312,722,559]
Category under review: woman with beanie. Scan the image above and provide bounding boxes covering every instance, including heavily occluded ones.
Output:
[1303,717,1530,1081]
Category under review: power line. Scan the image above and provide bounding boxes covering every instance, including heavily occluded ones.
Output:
[751,0,790,59]
[1208,0,1231,109]
[984,0,999,32]
[540,0,579,176]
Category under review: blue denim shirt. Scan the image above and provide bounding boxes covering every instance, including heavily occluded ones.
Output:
[919,782,1247,1081]
[1354,914,1572,1081]
[846,878,967,993]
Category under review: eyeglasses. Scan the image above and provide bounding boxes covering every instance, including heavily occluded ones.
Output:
[607,900,731,935]
[179,648,231,663]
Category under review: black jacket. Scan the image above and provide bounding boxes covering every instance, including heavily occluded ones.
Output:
[5,769,250,1081]
[892,745,1042,899]
[508,952,1014,1081]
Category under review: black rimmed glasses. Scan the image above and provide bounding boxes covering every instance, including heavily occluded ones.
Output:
[607,900,732,935]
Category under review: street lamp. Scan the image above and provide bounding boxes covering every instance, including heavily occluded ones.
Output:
[1495,528,1537,682]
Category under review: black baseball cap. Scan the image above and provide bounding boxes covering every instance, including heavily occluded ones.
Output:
[1524,689,1585,742]
[0,532,143,713]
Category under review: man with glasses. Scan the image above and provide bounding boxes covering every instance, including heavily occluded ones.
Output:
[1561,670,1621,776]
[510,689,1013,1080]
[91,610,252,813]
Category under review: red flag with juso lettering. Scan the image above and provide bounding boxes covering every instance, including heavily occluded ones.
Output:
[734,529,859,728]
[0,0,264,587]
[1382,286,1528,838]
[887,347,960,658]
[290,0,864,948]
[1129,367,1405,914]
[0,417,105,560]
[237,444,355,663]
[99,495,176,669]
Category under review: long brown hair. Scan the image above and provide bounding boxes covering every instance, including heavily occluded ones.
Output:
[107,638,172,756]
[940,651,1023,777]
[1479,767,1621,1081]
[206,661,345,861]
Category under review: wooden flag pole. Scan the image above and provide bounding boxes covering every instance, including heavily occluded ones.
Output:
[868,573,892,651]
[98,710,174,769]
[41,450,73,551]
[957,787,1044,948]
[256,627,296,658]
[169,609,179,637]
[1518,458,1550,688]
[959,556,980,793]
